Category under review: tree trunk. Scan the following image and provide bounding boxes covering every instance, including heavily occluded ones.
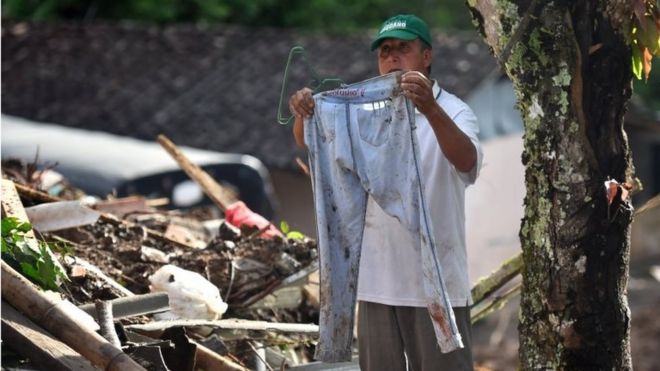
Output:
[467,1,634,369]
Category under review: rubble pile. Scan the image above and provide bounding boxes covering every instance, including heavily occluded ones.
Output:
[1,159,324,370]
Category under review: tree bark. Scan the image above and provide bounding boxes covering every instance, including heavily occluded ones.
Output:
[467,1,634,369]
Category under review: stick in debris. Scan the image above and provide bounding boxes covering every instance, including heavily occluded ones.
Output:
[157,134,235,211]
[95,299,122,348]
[1,301,98,371]
[193,341,250,371]
[125,318,319,334]
[1,261,146,371]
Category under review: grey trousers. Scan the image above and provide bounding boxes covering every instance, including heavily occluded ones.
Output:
[358,302,473,371]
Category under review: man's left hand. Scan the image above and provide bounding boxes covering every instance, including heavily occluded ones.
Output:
[401,71,437,117]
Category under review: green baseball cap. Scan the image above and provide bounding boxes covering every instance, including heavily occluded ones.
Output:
[371,14,432,51]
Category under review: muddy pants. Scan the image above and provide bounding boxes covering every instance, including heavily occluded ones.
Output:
[358,302,473,371]
[304,72,463,362]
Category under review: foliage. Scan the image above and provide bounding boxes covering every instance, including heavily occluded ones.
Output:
[279,220,305,241]
[631,0,660,80]
[1,217,68,291]
[0,0,473,31]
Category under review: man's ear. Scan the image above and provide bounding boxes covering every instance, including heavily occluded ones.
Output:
[425,48,432,67]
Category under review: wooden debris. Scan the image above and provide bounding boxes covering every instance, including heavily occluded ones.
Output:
[146,197,170,207]
[194,341,250,371]
[125,318,319,334]
[1,301,97,371]
[157,134,236,210]
[71,256,136,297]
[92,196,150,217]
[13,182,200,250]
[1,260,146,371]
[5,175,320,368]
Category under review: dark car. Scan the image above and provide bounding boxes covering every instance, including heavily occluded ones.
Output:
[2,115,278,219]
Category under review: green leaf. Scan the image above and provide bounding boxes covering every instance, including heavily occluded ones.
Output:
[633,44,644,80]
[2,217,20,236]
[286,231,305,241]
[280,220,290,234]
[16,221,33,233]
[1,216,68,291]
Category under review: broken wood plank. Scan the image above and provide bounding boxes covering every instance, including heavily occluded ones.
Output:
[72,256,136,297]
[2,301,98,371]
[193,341,250,371]
[1,260,146,371]
[125,318,319,334]
[157,134,236,211]
[146,197,170,207]
[92,196,150,217]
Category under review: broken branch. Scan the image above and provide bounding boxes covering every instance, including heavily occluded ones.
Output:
[157,134,236,211]
[1,260,146,371]
[471,253,523,307]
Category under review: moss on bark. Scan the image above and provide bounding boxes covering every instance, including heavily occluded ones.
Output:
[468,1,634,369]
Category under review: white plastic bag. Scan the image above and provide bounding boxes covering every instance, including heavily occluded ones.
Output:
[149,264,228,320]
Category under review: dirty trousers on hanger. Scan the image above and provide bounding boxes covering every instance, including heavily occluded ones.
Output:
[304,72,464,362]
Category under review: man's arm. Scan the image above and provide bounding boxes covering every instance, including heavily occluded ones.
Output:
[292,115,306,148]
[400,71,477,173]
[289,88,315,149]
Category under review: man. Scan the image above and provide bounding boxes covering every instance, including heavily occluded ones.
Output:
[289,14,481,371]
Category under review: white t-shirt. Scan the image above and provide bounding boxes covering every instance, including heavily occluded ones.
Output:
[356,82,483,307]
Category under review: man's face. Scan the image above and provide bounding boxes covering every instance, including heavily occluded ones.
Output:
[377,38,432,76]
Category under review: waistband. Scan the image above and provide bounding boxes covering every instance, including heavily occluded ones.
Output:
[316,71,403,104]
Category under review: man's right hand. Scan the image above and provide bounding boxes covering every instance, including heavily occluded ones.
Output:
[288,88,315,119]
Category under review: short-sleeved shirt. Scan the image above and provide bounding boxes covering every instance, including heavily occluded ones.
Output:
[357,82,483,307]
